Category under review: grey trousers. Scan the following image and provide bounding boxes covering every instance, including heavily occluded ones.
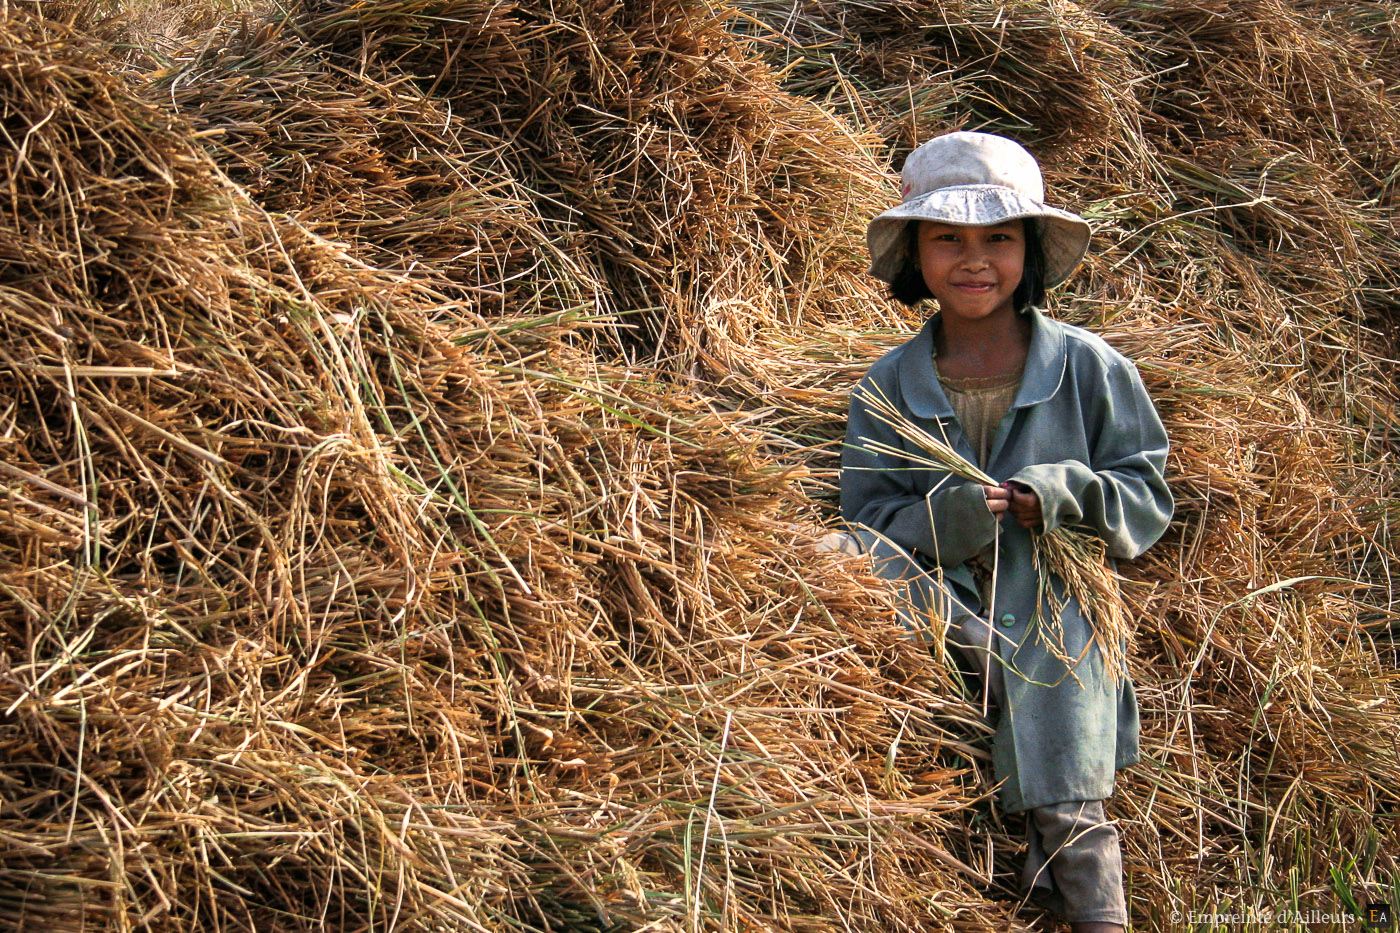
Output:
[822,528,1127,925]
[1022,800,1128,925]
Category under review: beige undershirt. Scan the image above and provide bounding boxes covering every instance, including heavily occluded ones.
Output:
[935,357,1024,609]
[935,365,1023,470]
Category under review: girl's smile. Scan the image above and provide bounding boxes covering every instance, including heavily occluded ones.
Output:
[916,219,1026,321]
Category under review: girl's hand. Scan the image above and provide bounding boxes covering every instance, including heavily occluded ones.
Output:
[982,484,1011,518]
[1002,481,1042,530]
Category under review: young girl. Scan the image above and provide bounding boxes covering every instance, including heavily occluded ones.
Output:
[837,132,1173,931]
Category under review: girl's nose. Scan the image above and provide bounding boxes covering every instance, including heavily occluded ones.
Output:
[960,247,990,269]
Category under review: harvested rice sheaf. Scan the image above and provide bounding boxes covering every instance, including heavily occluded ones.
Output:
[145,0,905,430]
[3,0,1400,930]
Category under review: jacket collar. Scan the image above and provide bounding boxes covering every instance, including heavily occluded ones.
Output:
[897,306,1067,420]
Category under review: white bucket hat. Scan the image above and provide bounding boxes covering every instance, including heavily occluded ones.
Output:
[867,131,1091,288]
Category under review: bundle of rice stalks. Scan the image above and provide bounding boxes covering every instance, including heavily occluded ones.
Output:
[17,0,235,66]
[137,14,606,321]
[1100,0,1399,170]
[1094,0,1400,382]
[734,0,1152,166]
[145,0,903,432]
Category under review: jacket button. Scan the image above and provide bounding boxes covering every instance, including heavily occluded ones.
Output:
[999,613,1016,627]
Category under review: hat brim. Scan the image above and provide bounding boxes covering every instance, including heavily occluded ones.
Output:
[867,185,1090,288]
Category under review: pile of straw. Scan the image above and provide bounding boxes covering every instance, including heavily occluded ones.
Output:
[3,0,1398,930]
[0,8,1011,931]
[143,0,904,428]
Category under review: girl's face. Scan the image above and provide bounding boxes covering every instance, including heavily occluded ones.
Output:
[916,219,1026,322]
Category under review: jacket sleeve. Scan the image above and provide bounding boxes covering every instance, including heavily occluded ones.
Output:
[1010,356,1173,560]
[840,376,999,567]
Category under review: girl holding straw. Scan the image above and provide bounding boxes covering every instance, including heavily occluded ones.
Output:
[835,132,1173,931]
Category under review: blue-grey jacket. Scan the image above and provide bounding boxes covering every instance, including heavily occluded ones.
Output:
[840,308,1173,811]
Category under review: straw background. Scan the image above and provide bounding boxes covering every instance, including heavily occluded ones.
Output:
[1,0,1396,930]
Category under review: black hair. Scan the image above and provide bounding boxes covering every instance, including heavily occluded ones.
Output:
[888,222,933,307]
[888,217,1047,312]
[1015,219,1048,312]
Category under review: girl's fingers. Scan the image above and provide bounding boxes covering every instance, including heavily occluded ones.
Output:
[982,485,1011,514]
[1008,486,1040,511]
[998,484,1041,528]
[1004,483,1035,503]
